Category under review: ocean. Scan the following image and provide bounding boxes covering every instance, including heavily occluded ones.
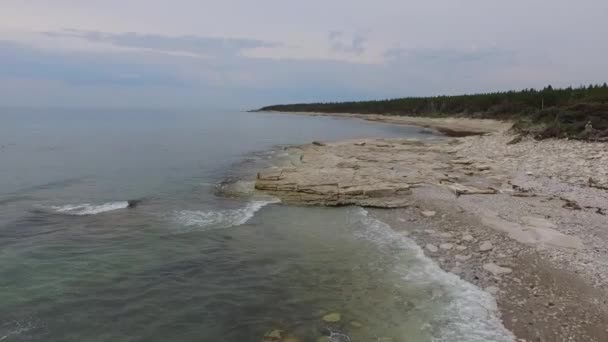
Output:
[0,108,512,341]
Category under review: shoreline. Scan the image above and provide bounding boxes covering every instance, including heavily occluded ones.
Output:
[253,114,608,341]
[259,110,513,137]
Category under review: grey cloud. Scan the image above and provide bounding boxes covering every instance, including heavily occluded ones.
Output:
[43,29,281,57]
[328,31,366,55]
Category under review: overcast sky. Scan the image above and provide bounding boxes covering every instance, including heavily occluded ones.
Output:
[1,0,607,108]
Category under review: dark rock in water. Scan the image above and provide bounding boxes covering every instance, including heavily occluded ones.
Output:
[127,200,141,208]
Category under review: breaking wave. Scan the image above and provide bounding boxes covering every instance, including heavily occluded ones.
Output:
[174,199,280,230]
[354,208,514,342]
[48,201,130,216]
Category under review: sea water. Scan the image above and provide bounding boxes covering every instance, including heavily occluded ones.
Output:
[0,108,513,341]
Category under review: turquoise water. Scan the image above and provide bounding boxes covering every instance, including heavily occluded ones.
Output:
[0,108,512,341]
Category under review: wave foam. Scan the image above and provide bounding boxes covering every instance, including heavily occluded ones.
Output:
[50,201,130,216]
[175,199,279,229]
[354,208,515,342]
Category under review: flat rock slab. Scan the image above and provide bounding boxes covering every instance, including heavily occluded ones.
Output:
[481,213,584,250]
[255,139,506,208]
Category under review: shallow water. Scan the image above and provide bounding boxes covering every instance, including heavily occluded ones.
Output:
[0,108,512,341]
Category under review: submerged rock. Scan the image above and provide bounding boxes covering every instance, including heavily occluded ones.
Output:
[262,329,285,342]
[322,312,341,323]
[282,335,302,342]
[349,321,363,328]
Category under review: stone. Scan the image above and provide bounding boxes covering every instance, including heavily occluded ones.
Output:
[425,244,439,253]
[283,336,302,342]
[476,165,491,171]
[485,286,500,295]
[322,312,341,323]
[349,321,363,328]
[455,254,472,261]
[483,263,512,275]
[450,266,462,274]
[446,183,498,196]
[462,234,474,242]
[479,241,494,252]
[480,214,584,250]
[439,243,454,250]
[439,232,453,238]
[455,245,468,251]
[421,210,437,217]
[312,141,326,146]
[262,329,285,342]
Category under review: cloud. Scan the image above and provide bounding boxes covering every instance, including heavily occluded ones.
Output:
[42,29,281,58]
[328,31,367,55]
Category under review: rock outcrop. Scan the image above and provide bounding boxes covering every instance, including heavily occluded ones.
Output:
[255,138,504,208]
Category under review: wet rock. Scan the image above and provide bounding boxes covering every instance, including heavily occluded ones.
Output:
[312,141,326,146]
[483,263,512,275]
[262,329,285,342]
[283,336,302,342]
[349,321,363,328]
[322,312,341,323]
[421,210,437,217]
[425,244,439,253]
[479,241,494,252]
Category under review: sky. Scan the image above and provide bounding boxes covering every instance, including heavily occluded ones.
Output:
[1,0,607,109]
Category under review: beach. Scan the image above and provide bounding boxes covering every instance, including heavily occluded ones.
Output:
[255,112,608,341]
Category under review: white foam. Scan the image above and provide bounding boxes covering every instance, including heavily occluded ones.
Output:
[354,208,515,342]
[50,201,129,216]
[175,199,279,230]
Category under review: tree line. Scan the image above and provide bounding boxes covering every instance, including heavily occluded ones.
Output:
[259,84,608,140]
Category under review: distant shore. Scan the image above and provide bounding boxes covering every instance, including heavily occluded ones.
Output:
[260,110,513,137]
[253,114,608,341]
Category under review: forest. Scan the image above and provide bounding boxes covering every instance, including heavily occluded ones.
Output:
[259,84,608,140]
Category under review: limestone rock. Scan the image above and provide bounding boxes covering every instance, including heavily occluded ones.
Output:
[483,263,512,275]
[479,241,494,252]
[425,244,439,253]
[462,234,474,242]
[283,336,302,342]
[421,210,437,217]
[439,243,454,250]
[446,183,498,196]
[485,286,500,295]
[455,254,472,261]
[349,321,363,328]
[322,312,341,323]
[262,330,285,342]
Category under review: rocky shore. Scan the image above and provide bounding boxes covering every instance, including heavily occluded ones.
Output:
[254,114,608,341]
